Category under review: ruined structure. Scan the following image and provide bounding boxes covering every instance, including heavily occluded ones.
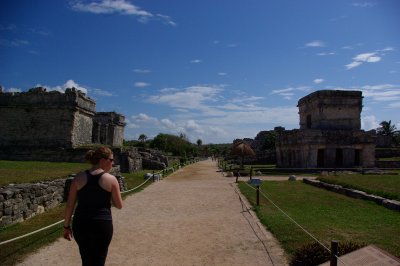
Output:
[276,90,376,168]
[93,112,126,147]
[0,87,126,161]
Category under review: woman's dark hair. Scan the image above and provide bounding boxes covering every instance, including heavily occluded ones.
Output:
[85,147,113,165]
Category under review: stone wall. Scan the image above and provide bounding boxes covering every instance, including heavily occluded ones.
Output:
[0,87,96,149]
[0,165,126,228]
[0,87,127,163]
[0,179,65,227]
[117,147,143,173]
[276,129,376,168]
[303,178,400,211]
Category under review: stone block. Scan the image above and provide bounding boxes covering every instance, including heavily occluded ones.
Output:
[1,190,14,199]
[382,199,400,211]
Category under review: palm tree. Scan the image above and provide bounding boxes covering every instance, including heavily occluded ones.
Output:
[196,139,202,146]
[138,134,147,143]
[377,120,397,136]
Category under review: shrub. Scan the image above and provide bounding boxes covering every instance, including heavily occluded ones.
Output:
[290,241,366,266]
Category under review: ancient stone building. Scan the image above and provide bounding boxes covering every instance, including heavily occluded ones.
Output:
[93,112,126,147]
[0,87,126,161]
[275,90,376,168]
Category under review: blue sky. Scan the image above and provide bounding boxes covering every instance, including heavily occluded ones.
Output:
[1,0,399,144]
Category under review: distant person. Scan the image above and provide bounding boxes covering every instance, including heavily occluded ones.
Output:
[63,147,123,266]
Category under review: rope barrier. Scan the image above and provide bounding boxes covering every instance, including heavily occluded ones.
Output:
[243,181,349,266]
[243,182,331,252]
[120,176,153,195]
[0,219,65,246]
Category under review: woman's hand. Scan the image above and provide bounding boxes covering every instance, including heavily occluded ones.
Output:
[63,227,73,241]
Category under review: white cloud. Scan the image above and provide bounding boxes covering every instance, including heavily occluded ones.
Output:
[92,88,113,96]
[388,102,400,108]
[345,49,395,70]
[317,52,335,56]
[156,14,177,26]
[134,84,303,142]
[7,87,22,92]
[218,72,227,76]
[271,86,312,99]
[71,0,152,16]
[132,113,159,124]
[160,118,176,130]
[354,52,381,62]
[190,59,202,64]
[379,47,394,52]
[148,85,223,110]
[314,79,324,84]
[133,69,151,74]
[345,61,363,70]
[227,43,238,48]
[134,82,150,88]
[70,0,176,25]
[41,80,114,97]
[44,79,88,94]
[352,2,376,8]
[305,40,325,47]
[185,120,203,133]
[0,39,29,47]
[332,83,400,109]
[361,115,379,130]
[127,123,139,129]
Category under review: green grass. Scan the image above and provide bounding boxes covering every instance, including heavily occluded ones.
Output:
[317,174,400,201]
[377,157,400,161]
[120,170,158,198]
[0,204,65,266]
[238,181,400,259]
[0,160,88,186]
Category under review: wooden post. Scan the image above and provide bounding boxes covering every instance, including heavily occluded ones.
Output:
[256,185,260,206]
[152,170,155,182]
[330,240,338,266]
[250,166,253,180]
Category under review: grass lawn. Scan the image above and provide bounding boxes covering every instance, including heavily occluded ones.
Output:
[0,160,88,186]
[238,180,400,259]
[0,204,65,266]
[317,174,400,201]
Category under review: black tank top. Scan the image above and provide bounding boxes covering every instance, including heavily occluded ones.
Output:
[74,171,112,221]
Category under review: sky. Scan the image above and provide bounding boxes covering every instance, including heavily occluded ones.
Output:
[1,0,399,144]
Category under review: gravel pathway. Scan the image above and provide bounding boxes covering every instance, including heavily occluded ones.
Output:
[18,159,288,265]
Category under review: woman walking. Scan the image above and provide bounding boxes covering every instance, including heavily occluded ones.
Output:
[63,147,123,266]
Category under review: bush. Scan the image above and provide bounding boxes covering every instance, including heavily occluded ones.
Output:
[290,241,366,266]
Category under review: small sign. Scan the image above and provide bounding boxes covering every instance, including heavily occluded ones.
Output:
[248,178,262,186]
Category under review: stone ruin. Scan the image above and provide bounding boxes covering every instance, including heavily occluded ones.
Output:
[0,87,126,162]
[275,90,376,168]
[0,86,172,173]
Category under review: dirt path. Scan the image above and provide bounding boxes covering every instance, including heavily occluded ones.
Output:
[18,159,288,265]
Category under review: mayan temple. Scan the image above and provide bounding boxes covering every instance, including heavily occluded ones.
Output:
[275,90,376,168]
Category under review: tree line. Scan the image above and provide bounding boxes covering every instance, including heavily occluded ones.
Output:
[123,133,231,158]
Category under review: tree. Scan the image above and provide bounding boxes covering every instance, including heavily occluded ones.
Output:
[196,139,202,146]
[138,134,147,143]
[261,131,277,150]
[377,120,396,136]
